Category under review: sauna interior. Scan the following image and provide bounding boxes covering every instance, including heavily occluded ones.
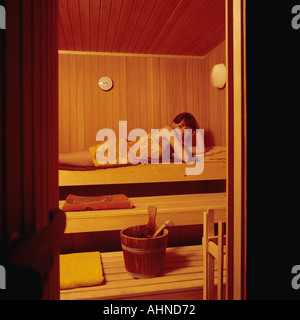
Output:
[58,0,226,230]
[57,0,229,299]
[0,0,249,301]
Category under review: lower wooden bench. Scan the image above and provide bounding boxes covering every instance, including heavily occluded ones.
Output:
[60,245,225,300]
[60,193,226,234]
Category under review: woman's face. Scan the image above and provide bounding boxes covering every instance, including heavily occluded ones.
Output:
[172,120,193,137]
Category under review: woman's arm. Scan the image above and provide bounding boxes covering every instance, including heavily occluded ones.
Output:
[159,124,192,163]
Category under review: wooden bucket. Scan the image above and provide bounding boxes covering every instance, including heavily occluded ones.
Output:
[120,224,168,279]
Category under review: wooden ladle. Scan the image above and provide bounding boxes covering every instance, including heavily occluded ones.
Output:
[152,220,175,238]
[147,206,158,236]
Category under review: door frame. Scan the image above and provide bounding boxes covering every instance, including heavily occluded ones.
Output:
[226,0,247,300]
[52,0,248,300]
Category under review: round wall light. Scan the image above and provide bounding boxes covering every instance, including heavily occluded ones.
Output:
[210,64,226,89]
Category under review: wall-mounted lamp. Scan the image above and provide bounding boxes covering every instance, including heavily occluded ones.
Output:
[210,64,226,89]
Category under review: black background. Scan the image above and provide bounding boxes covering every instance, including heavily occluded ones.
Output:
[246,1,300,299]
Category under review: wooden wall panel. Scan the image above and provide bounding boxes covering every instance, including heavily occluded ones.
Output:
[205,41,226,146]
[59,42,225,153]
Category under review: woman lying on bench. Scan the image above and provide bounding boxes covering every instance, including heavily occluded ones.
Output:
[59,113,202,167]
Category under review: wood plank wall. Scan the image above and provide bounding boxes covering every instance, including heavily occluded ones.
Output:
[59,41,225,153]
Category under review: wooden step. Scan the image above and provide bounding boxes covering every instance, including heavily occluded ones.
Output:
[60,193,226,233]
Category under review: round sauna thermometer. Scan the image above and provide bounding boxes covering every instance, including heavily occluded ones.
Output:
[98,76,113,91]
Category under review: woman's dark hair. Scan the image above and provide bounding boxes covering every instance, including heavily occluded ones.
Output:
[173,112,199,132]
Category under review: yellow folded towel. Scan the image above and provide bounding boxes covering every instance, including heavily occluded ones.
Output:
[60,251,104,290]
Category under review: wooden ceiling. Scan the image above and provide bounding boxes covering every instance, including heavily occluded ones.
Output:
[58,0,225,56]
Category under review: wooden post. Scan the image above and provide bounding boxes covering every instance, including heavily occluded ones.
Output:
[203,209,215,300]
[226,0,247,300]
[217,221,225,300]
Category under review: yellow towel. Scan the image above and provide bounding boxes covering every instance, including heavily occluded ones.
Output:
[60,252,104,290]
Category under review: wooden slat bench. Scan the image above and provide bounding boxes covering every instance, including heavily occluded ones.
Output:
[59,151,227,187]
[59,194,226,300]
[59,193,226,234]
[60,244,225,300]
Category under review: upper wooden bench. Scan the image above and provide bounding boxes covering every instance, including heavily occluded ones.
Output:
[59,149,226,187]
[59,192,226,234]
